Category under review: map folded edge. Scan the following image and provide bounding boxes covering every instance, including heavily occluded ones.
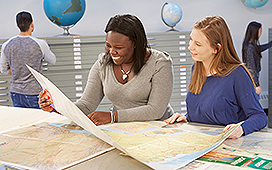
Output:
[26,65,129,155]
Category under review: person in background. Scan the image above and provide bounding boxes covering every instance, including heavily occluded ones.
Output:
[39,14,174,125]
[242,21,272,97]
[0,11,56,109]
[165,16,267,139]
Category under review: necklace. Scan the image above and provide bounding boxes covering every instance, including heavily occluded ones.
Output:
[120,64,133,81]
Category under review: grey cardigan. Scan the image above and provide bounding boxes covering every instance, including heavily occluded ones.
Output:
[75,49,174,122]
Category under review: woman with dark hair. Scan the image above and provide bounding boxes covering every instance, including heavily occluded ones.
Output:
[39,14,174,125]
[242,21,272,96]
[165,16,267,139]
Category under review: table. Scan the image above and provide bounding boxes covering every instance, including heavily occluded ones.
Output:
[0,106,271,170]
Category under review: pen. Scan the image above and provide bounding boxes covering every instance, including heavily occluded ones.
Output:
[0,142,7,146]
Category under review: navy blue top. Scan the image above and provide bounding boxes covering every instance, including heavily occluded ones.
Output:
[186,66,267,135]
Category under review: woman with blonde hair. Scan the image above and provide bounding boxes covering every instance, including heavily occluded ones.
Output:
[165,16,267,139]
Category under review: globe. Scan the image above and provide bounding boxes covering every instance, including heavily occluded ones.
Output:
[241,0,269,8]
[161,2,183,31]
[43,0,86,35]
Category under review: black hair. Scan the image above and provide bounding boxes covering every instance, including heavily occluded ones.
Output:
[104,14,149,74]
[242,21,262,60]
[16,11,33,32]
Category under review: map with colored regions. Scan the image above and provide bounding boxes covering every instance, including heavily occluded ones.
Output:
[0,122,113,170]
[100,121,238,170]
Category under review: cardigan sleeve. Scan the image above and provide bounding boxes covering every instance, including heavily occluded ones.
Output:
[260,41,272,52]
[75,56,105,115]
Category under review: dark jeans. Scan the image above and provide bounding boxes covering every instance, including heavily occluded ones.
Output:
[10,92,40,109]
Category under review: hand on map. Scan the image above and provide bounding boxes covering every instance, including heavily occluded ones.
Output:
[164,112,187,124]
[38,90,55,112]
[222,124,244,139]
[87,111,113,126]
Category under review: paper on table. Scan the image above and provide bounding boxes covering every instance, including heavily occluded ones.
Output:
[26,65,128,155]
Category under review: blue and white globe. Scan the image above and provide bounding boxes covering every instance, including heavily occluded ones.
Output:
[43,0,86,35]
[161,2,183,31]
[241,0,269,8]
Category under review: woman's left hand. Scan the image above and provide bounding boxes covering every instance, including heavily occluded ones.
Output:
[164,113,187,124]
[87,111,111,126]
[222,124,244,139]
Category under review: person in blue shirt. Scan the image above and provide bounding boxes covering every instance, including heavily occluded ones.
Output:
[164,16,268,139]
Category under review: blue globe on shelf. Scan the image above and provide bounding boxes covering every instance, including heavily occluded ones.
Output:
[241,0,269,8]
[161,2,183,32]
[43,0,86,36]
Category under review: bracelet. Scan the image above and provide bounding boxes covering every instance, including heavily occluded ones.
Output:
[110,111,115,123]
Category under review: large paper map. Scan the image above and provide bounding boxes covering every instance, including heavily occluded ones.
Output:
[0,120,238,170]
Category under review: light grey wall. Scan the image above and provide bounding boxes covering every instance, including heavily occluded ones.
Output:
[0,0,272,93]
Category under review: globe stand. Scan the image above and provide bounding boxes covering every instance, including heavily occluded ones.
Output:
[54,25,79,37]
[166,26,179,32]
[63,26,71,35]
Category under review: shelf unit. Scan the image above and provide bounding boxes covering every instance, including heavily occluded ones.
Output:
[268,28,272,127]
[0,31,193,114]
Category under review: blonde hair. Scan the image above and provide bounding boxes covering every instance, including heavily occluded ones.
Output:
[188,16,254,94]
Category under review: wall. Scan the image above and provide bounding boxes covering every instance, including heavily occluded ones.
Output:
[0,0,272,97]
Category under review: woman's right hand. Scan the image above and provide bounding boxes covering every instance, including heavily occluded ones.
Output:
[222,124,244,139]
[256,86,261,95]
[38,90,54,112]
[164,113,187,124]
